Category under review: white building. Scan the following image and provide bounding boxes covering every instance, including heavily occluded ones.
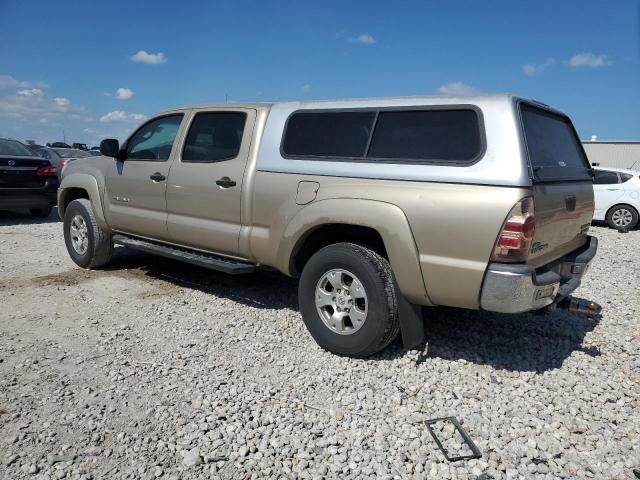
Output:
[582,139,640,169]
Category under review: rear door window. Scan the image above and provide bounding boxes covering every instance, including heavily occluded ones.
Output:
[593,170,620,185]
[182,112,247,163]
[520,104,592,181]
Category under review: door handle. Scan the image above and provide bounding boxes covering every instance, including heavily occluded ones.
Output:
[216,177,236,188]
[150,172,166,182]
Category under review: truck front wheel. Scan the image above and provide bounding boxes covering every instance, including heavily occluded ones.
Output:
[63,199,113,269]
[298,242,400,358]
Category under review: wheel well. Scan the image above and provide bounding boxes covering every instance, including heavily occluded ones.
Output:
[60,188,89,215]
[291,224,387,276]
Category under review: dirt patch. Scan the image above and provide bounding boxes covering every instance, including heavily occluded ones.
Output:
[32,269,98,288]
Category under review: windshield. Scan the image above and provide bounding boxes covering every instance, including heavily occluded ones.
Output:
[0,139,36,156]
[520,103,592,182]
[52,148,91,158]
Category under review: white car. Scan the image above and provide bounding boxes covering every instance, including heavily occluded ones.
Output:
[593,167,640,230]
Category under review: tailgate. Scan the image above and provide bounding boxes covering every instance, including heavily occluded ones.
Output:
[519,102,595,267]
[0,156,50,188]
[529,182,593,266]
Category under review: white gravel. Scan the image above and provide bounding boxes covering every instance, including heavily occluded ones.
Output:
[0,210,639,480]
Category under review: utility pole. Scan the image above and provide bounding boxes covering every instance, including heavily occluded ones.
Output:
[63,128,66,143]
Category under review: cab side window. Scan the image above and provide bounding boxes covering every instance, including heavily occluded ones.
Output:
[593,170,620,185]
[182,112,247,163]
[127,115,183,161]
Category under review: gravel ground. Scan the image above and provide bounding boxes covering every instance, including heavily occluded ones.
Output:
[0,210,639,480]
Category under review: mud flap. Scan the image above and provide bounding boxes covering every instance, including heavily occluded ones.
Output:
[396,283,425,349]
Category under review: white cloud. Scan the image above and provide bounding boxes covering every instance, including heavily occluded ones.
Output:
[0,74,48,89]
[0,73,141,147]
[522,58,555,77]
[131,50,167,64]
[54,97,70,108]
[437,82,481,95]
[114,87,134,100]
[350,33,376,45]
[0,91,74,116]
[17,88,44,97]
[301,84,311,93]
[100,110,147,123]
[568,53,611,68]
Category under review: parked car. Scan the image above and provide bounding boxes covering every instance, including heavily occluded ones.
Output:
[58,95,597,357]
[72,143,88,150]
[592,167,640,230]
[47,142,70,148]
[0,138,59,217]
[34,147,91,176]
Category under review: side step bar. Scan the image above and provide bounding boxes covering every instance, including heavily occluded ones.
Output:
[112,234,255,275]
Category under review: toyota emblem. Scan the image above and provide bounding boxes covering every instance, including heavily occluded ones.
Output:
[8,160,15,166]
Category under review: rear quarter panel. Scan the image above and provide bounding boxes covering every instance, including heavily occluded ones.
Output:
[248,171,528,309]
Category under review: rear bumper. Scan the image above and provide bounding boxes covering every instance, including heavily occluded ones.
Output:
[0,180,58,209]
[480,235,598,313]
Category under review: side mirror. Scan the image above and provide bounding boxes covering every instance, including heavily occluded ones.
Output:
[100,139,122,159]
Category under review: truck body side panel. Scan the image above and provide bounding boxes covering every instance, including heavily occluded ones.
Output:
[249,171,528,309]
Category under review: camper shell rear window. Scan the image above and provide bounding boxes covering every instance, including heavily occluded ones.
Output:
[520,103,592,182]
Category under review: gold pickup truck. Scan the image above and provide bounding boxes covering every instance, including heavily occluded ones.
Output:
[58,95,597,357]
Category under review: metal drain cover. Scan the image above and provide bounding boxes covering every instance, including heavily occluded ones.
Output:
[425,417,482,462]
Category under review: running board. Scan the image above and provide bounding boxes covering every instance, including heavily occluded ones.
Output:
[112,235,255,275]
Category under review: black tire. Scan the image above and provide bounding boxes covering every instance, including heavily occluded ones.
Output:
[63,199,113,268]
[606,204,639,230]
[298,242,400,358]
[30,206,52,218]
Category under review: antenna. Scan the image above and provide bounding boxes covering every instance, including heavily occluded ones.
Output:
[63,128,66,143]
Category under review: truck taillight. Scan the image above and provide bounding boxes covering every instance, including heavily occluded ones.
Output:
[35,165,58,177]
[491,196,536,263]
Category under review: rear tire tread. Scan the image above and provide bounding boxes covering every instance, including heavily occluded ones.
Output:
[299,242,400,358]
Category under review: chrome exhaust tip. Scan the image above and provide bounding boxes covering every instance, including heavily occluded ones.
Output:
[558,296,602,318]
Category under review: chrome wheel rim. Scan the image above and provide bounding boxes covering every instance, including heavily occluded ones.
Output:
[612,208,633,227]
[70,214,89,255]
[315,268,368,335]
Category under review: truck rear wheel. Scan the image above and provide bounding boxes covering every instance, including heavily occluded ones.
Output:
[63,199,113,269]
[298,242,400,358]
